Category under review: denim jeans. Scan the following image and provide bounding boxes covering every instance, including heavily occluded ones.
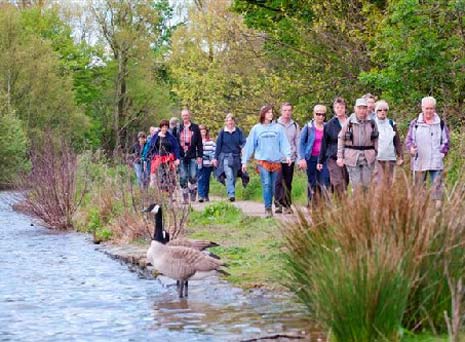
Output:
[133,162,144,187]
[223,157,236,197]
[198,166,213,199]
[306,156,330,202]
[179,158,198,189]
[414,169,443,200]
[257,165,278,209]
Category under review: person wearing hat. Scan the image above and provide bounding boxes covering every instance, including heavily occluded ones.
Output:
[337,98,379,190]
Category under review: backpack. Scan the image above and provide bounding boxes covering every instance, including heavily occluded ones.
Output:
[345,118,378,143]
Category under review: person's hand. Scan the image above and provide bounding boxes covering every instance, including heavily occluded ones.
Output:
[409,146,418,156]
[396,158,403,166]
[297,159,307,170]
[212,159,218,167]
[336,158,344,167]
[174,159,180,166]
[316,163,323,171]
[286,158,292,166]
[197,157,202,165]
[241,164,247,173]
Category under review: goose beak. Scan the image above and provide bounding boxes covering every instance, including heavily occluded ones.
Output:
[142,203,160,213]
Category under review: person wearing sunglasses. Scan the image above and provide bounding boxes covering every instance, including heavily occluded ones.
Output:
[373,100,403,186]
[298,104,330,207]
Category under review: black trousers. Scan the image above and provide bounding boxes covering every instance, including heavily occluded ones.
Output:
[274,162,295,208]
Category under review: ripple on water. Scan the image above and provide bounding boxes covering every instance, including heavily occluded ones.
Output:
[0,192,313,342]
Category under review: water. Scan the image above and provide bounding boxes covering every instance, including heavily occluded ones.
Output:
[0,193,314,341]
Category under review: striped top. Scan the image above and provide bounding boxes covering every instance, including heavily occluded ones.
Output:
[202,140,216,167]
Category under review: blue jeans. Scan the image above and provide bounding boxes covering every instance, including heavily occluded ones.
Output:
[133,162,144,187]
[198,166,213,199]
[223,158,236,197]
[258,165,278,209]
[179,158,198,189]
[306,156,330,202]
[414,170,443,200]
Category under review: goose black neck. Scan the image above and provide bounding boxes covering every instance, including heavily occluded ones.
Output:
[153,208,164,242]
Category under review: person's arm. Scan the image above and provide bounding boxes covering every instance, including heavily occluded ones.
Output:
[337,122,347,166]
[392,124,403,159]
[279,126,292,163]
[171,134,181,160]
[441,123,450,155]
[241,126,256,166]
[294,123,300,159]
[404,120,417,155]
[214,130,223,160]
[298,125,308,161]
[195,126,203,159]
[318,124,328,165]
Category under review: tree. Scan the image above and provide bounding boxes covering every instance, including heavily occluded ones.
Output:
[360,0,465,123]
[91,0,174,153]
[168,0,274,132]
[0,5,89,142]
[232,0,385,116]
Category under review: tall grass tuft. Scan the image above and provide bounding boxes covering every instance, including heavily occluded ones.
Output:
[283,173,465,341]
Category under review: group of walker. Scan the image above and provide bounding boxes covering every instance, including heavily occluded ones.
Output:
[130,95,450,217]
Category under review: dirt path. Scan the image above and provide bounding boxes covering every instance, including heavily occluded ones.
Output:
[190,196,307,221]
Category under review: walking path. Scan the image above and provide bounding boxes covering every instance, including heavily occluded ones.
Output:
[190,195,307,221]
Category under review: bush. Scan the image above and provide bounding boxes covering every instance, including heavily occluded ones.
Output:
[0,112,29,187]
[283,174,465,341]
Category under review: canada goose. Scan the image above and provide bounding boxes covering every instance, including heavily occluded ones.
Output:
[143,203,220,256]
[145,204,228,298]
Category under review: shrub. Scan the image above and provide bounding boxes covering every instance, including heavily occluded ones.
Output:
[283,174,465,341]
[20,137,86,229]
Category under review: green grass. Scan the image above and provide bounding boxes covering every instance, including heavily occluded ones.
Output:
[187,201,285,289]
[208,166,309,205]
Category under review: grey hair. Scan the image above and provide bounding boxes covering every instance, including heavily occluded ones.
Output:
[374,100,389,112]
[421,96,436,107]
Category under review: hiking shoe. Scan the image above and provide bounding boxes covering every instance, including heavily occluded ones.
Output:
[283,207,294,214]
[265,208,273,218]
[198,197,205,203]
[275,206,283,214]
[205,197,210,202]
[190,189,197,202]
[229,196,235,202]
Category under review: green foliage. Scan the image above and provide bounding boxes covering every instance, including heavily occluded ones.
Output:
[360,0,465,122]
[0,109,29,187]
[0,6,89,144]
[189,201,243,225]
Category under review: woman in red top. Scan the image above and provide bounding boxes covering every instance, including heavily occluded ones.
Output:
[146,120,181,194]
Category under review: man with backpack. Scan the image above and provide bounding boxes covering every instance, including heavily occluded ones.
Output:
[337,98,379,190]
[405,96,450,203]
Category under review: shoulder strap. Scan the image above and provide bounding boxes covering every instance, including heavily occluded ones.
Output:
[388,119,394,128]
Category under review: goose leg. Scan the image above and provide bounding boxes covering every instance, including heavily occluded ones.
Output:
[178,281,185,298]
[184,281,188,297]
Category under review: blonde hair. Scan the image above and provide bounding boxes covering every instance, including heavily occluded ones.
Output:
[374,100,389,112]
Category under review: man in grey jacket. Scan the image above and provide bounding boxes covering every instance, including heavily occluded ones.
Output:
[275,102,300,214]
[337,98,379,190]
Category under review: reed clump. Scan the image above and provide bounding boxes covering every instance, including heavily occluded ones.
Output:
[283,173,465,341]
